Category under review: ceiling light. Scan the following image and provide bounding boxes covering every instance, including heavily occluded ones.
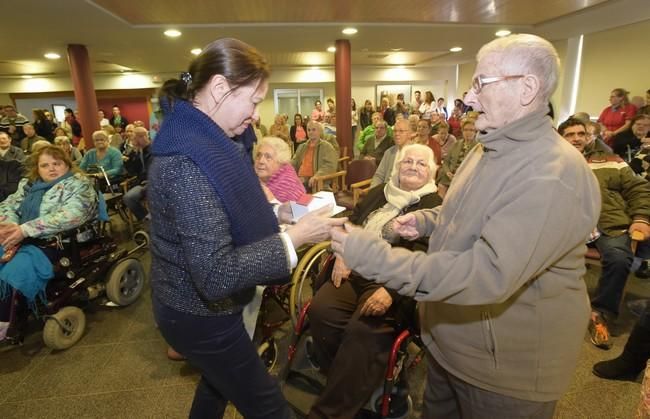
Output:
[327,46,336,53]
[44,52,61,60]
[342,27,358,35]
[449,47,463,52]
[22,75,33,79]
[390,48,404,52]
[311,66,319,70]
[191,48,202,56]
[495,30,511,37]
[164,29,182,38]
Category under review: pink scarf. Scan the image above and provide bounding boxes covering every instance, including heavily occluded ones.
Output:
[265,163,306,203]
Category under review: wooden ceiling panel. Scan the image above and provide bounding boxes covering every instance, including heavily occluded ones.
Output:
[91,0,608,25]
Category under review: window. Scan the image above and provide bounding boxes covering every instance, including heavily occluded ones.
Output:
[274,88,323,117]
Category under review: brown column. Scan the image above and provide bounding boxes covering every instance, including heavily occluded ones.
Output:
[67,44,99,148]
[335,39,352,159]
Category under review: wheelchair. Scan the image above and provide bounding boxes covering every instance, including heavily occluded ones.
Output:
[3,219,149,351]
[279,247,425,419]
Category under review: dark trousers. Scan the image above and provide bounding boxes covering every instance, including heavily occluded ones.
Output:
[308,279,398,419]
[592,233,634,316]
[152,296,293,419]
[423,354,557,419]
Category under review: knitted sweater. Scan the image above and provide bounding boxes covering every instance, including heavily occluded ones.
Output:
[265,163,305,203]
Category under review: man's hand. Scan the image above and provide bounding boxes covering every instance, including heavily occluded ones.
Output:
[308,176,317,188]
[285,205,347,248]
[331,255,351,288]
[392,213,419,241]
[360,287,393,317]
[331,222,359,256]
[630,222,650,241]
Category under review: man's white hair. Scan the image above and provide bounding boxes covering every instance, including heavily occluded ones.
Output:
[257,136,291,165]
[477,33,560,103]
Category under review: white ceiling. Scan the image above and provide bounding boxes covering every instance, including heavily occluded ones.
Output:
[1,0,649,80]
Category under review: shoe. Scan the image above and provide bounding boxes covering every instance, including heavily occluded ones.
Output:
[628,299,649,318]
[589,311,613,350]
[636,260,650,279]
[166,347,186,361]
[593,322,650,380]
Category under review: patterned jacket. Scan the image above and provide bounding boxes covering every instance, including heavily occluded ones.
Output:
[0,173,98,238]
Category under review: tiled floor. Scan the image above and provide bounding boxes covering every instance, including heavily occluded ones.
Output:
[0,241,648,418]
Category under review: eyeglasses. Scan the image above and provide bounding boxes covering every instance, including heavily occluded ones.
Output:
[471,74,525,94]
[400,159,428,170]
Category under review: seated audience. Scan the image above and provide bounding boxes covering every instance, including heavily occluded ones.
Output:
[269,114,290,146]
[0,105,29,147]
[359,120,393,164]
[121,124,136,154]
[447,106,463,138]
[436,119,478,196]
[428,120,456,165]
[54,136,82,164]
[308,144,441,418]
[0,146,97,341]
[255,136,305,203]
[0,132,25,163]
[103,124,124,150]
[639,89,650,116]
[79,130,125,183]
[585,120,613,154]
[311,100,326,123]
[371,119,414,187]
[0,159,23,202]
[559,118,650,350]
[357,112,393,153]
[612,114,650,161]
[30,141,51,155]
[122,127,152,221]
[32,109,55,142]
[291,121,338,191]
[19,124,46,155]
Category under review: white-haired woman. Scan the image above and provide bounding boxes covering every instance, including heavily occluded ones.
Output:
[308,144,441,418]
[54,136,82,163]
[254,136,305,202]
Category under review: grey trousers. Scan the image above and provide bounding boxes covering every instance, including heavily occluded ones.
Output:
[423,355,557,419]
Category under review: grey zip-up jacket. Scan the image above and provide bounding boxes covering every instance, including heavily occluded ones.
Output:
[342,109,601,401]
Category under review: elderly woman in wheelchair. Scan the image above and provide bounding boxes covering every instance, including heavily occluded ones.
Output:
[0,145,98,342]
[306,144,441,418]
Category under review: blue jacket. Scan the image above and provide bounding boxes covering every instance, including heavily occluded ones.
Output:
[80,146,124,179]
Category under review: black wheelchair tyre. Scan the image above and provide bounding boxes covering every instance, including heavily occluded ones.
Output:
[43,306,86,350]
[106,258,146,306]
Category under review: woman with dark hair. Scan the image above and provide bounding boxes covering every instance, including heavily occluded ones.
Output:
[419,91,435,120]
[599,88,638,145]
[149,37,344,418]
[289,113,307,150]
[61,108,82,147]
[32,109,55,142]
[359,99,374,129]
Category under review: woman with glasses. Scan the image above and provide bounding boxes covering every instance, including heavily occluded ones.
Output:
[308,144,441,419]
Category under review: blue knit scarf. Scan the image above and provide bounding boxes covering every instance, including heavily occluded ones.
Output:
[153,99,278,246]
[18,172,74,224]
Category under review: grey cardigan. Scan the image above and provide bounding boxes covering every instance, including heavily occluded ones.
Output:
[343,109,601,402]
[148,155,291,316]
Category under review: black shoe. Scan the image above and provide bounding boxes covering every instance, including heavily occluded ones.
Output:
[636,260,650,279]
[628,299,649,318]
[593,356,645,380]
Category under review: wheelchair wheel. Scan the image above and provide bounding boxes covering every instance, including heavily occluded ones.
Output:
[133,230,150,247]
[106,258,146,306]
[257,337,278,372]
[43,306,86,350]
[289,241,331,326]
[369,386,413,419]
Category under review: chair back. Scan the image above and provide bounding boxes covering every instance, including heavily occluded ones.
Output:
[345,159,376,187]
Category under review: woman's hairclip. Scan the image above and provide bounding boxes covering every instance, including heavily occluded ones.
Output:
[180,72,193,86]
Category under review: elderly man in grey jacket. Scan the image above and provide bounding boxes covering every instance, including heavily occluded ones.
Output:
[332,34,601,418]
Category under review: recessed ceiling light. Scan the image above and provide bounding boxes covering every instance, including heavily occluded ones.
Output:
[327,46,336,53]
[342,27,358,35]
[449,47,463,52]
[390,48,404,52]
[44,52,61,60]
[164,29,182,38]
[22,75,33,79]
[191,48,202,56]
[495,30,511,37]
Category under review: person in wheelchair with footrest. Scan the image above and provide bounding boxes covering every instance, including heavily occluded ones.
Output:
[305,144,441,419]
[0,146,97,342]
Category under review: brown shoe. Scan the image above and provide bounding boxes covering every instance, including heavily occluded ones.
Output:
[166,347,186,361]
[589,311,612,350]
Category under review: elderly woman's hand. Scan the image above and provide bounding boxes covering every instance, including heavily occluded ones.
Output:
[360,287,393,317]
[286,205,347,249]
[331,255,351,288]
[392,213,420,241]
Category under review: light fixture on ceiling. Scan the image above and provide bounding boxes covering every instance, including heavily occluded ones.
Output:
[495,29,511,37]
[311,66,319,70]
[21,75,33,79]
[164,29,182,38]
[342,27,358,35]
[191,48,202,56]
[44,52,61,60]
[327,46,336,53]
[390,48,404,52]
[449,47,463,52]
